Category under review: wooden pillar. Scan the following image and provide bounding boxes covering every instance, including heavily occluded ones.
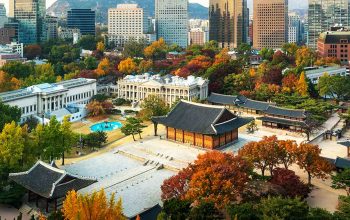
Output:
[225,133,227,145]
[193,133,196,146]
[46,199,49,213]
[174,128,177,141]
[348,147,350,158]
[166,127,168,139]
[153,122,158,136]
[54,199,57,211]
[28,190,31,202]
[182,130,184,143]
[35,195,39,207]
[202,135,204,148]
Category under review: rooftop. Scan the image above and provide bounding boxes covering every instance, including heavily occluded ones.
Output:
[121,73,207,87]
[304,66,346,75]
[153,100,252,135]
[319,31,350,44]
[9,161,96,199]
[0,78,96,102]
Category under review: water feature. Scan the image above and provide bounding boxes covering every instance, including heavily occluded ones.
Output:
[90,121,123,132]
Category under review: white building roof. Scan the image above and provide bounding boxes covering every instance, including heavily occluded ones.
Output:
[121,73,207,87]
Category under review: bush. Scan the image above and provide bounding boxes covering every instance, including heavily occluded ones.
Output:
[124,110,138,114]
[227,202,259,220]
[92,94,108,102]
[159,198,191,220]
[189,202,223,220]
[113,98,131,106]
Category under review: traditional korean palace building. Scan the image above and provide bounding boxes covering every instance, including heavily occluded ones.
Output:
[208,93,307,132]
[9,161,96,213]
[152,101,253,149]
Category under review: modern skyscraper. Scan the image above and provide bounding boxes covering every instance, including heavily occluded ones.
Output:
[308,0,350,49]
[67,9,96,36]
[209,0,248,49]
[0,4,8,28]
[155,0,188,48]
[253,0,288,49]
[108,4,155,47]
[11,0,46,44]
[288,12,301,44]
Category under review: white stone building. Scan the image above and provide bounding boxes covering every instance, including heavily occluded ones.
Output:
[107,4,155,47]
[116,73,209,106]
[155,0,188,48]
[0,78,97,124]
[58,27,81,41]
[304,66,348,84]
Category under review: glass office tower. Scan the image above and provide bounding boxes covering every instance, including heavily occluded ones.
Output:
[13,0,46,44]
[209,0,248,49]
[308,0,350,49]
[67,9,96,36]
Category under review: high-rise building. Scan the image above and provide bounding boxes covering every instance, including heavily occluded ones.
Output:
[155,0,188,48]
[45,15,58,40]
[11,0,46,44]
[209,0,248,49]
[253,0,288,49]
[308,0,350,49]
[0,4,8,28]
[107,4,155,47]
[67,9,96,36]
[288,12,301,44]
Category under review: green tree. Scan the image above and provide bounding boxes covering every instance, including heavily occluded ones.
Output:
[42,116,62,161]
[334,195,350,219]
[332,169,350,196]
[258,196,309,219]
[60,116,77,165]
[122,38,148,58]
[0,101,21,131]
[84,131,107,150]
[120,117,146,141]
[1,61,35,79]
[318,74,350,102]
[188,202,223,220]
[24,63,56,86]
[84,56,98,70]
[78,35,97,50]
[158,198,191,220]
[259,48,274,61]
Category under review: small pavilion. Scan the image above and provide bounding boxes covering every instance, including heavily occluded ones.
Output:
[9,161,96,213]
[152,100,253,149]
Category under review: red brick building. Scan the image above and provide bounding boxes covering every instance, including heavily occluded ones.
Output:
[318,31,350,65]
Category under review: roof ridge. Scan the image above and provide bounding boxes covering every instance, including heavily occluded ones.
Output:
[181,100,225,109]
[246,98,272,104]
[211,92,237,98]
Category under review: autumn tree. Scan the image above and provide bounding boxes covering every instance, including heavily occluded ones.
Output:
[295,143,333,185]
[296,46,315,67]
[96,41,105,53]
[282,43,299,57]
[144,38,168,60]
[24,44,42,60]
[296,72,308,96]
[277,139,298,169]
[282,73,298,93]
[122,38,148,58]
[186,55,212,75]
[0,71,21,92]
[118,58,137,75]
[332,169,350,196]
[161,151,252,208]
[96,58,112,76]
[270,168,310,198]
[62,189,125,220]
[86,101,105,116]
[138,60,153,73]
[214,48,230,65]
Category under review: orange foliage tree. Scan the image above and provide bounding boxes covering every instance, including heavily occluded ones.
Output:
[214,48,231,65]
[96,58,112,76]
[296,72,308,96]
[282,74,298,93]
[161,151,252,208]
[138,60,153,73]
[86,100,105,116]
[62,189,125,220]
[294,142,334,185]
[118,58,137,75]
[0,71,21,92]
[144,38,167,60]
[186,55,212,74]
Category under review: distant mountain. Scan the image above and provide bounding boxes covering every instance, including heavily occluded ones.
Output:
[47,0,208,24]
[247,0,308,10]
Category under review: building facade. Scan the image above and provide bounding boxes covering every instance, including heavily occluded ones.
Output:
[67,9,95,36]
[288,12,301,44]
[308,0,350,49]
[44,15,58,40]
[0,78,97,124]
[304,66,348,83]
[0,28,16,44]
[209,0,248,49]
[253,0,288,49]
[318,31,350,65]
[188,28,208,45]
[11,0,46,44]
[155,0,188,48]
[107,4,155,47]
[117,73,209,106]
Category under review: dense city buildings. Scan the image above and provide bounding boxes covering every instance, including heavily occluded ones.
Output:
[253,0,288,49]
[0,27,16,44]
[57,27,81,42]
[67,9,96,36]
[318,31,350,65]
[4,19,19,42]
[44,15,58,40]
[116,73,209,106]
[308,0,350,49]
[153,101,252,149]
[188,28,208,45]
[288,12,301,44]
[107,4,155,47]
[10,0,46,44]
[0,3,8,28]
[209,0,248,49]
[155,0,188,48]
[0,78,97,123]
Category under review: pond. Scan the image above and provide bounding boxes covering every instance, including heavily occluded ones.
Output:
[90,121,123,132]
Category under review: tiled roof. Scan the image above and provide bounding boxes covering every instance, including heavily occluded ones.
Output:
[207,93,238,105]
[9,161,96,199]
[264,106,306,118]
[152,101,251,135]
[335,157,350,169]
[240,99,271,111]
[258,116,307,127]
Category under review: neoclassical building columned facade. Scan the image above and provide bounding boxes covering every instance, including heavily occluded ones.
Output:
[116,73,209,106]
